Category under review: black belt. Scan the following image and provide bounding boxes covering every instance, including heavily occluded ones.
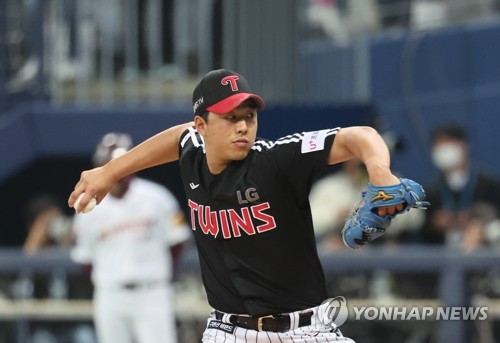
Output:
[215,310,312,333]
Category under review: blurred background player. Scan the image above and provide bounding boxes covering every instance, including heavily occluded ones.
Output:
[71,132,191,343]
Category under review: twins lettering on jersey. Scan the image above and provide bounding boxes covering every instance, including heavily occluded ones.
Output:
[188,199,276,239]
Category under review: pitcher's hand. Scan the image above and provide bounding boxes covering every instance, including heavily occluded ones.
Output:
[68,166,115,213]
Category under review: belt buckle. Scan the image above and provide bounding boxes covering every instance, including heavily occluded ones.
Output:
[257,315,274,332]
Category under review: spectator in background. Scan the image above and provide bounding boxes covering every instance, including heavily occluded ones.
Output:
[71,132,191,343]
[419,122,500,247]
[305,0,381,44]
[23,195,73,255]
[8,0,78,90]
[306,0,349,44]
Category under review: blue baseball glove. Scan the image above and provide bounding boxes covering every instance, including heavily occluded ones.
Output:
[342,178,430,249]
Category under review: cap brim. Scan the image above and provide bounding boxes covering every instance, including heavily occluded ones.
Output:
[206,93,265,114]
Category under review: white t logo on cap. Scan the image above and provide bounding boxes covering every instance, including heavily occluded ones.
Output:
[221,76,240,91]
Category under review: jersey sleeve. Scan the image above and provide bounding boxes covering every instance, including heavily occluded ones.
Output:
[179,126,204,161]
[267,128,339,201]
[70,215,95,264]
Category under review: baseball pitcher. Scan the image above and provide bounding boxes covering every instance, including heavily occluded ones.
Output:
[69,69,429,342]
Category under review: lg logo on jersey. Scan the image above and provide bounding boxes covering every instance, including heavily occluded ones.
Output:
[237,188,259,205]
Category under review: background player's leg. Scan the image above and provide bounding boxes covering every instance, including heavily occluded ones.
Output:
[94,288,134,343]
[133,285,177,343]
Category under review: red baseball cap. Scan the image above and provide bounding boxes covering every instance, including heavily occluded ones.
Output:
[192,69,265,117]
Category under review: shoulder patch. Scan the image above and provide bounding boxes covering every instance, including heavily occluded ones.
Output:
[301,130,328,154]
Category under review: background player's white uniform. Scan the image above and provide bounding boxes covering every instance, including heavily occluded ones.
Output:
[71,177,190,343]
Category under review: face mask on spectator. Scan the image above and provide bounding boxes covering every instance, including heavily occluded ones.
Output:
[432,143,464,171]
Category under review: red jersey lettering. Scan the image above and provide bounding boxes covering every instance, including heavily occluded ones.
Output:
[219,210,232,239]
[198,205,219,236]
[228,207,256,237]
[252,202,277,233]
[188,199,276,239]
[188,200,198,231]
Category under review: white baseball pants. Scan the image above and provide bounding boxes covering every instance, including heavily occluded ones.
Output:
[202,305,355,343]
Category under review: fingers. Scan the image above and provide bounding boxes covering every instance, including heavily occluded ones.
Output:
[68,171,96,210]
[69,172,85,208]
[377,207,387,217]
[74,192,98,213]
[70,188,97,213]
[377,203,406,216]
[68,187,83,208]
[377,206,395,216]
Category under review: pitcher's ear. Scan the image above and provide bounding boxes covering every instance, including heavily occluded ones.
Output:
[194,115,207,134]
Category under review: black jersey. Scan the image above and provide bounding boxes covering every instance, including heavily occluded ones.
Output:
[178,126,338,316]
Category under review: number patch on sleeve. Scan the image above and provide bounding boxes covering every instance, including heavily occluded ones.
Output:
[301,130,328,154]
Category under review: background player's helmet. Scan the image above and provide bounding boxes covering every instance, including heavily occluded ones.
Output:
[92,133,133,167]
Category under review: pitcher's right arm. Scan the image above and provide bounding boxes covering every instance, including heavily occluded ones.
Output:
[68,122,194,212]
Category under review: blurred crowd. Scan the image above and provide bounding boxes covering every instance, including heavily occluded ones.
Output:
[6,0,500,92]
[305,0,500,44]
[4,0,222,92]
